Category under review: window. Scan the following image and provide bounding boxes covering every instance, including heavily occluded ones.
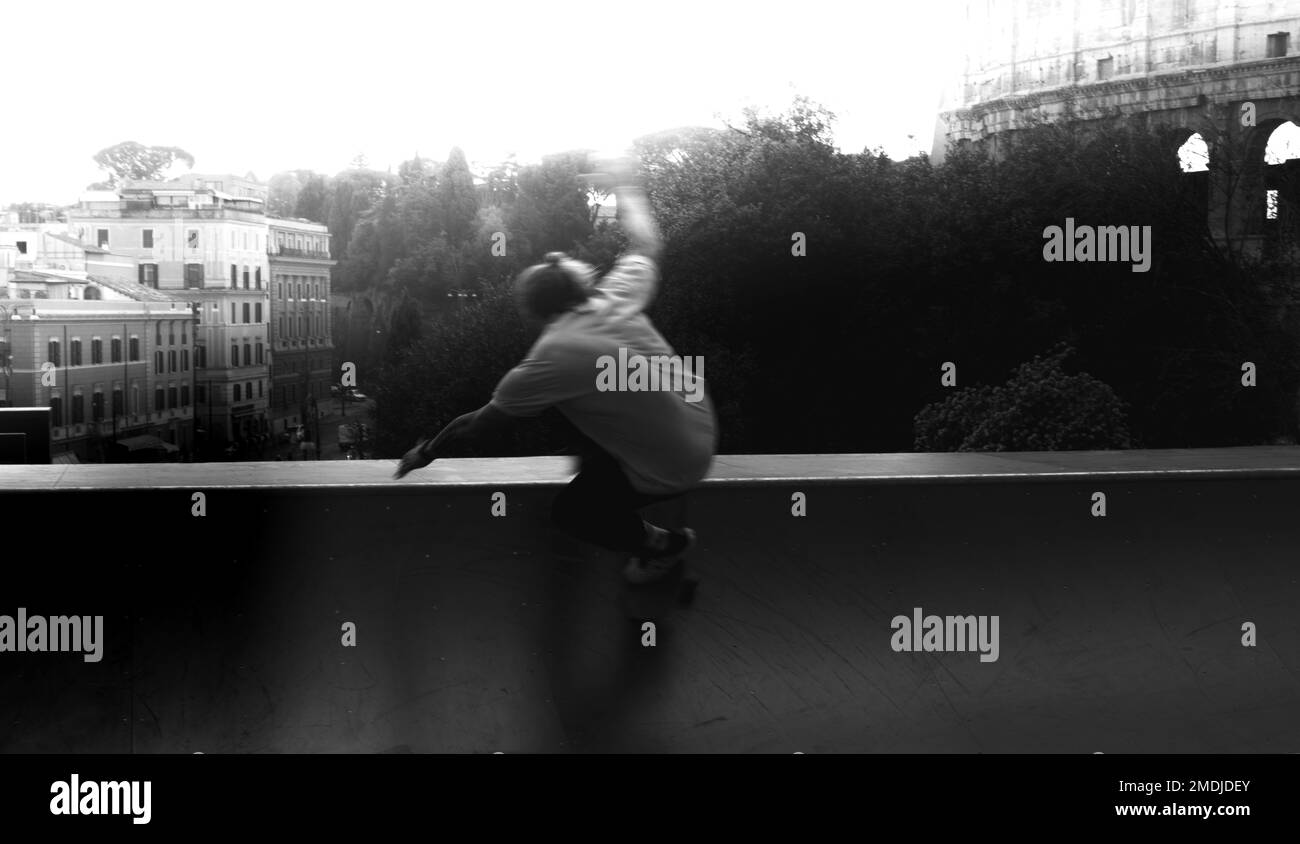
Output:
[16,241,27,254]
[181,385,190,406]
[255,303,262,323]
[231,265,239,287]
[156,323,162,344]
[233,384,242,401]
[48,339,60,367]
[93,391,104,422]
[243,303,250,324]
[246,381,252,399]
[255,267,262,288]
[91,338,102,365]
[243,343,251,365]
[139,264,159,287]
[155,351,164,372]
[72,393,84,423]
[196,345,206,368]
[231,303,237,323]
[155,387,164,412]
[169,350,177,372]
[231,344,239,366]
[258,381,263,398]
[182,349,189,371]
[168,322,175,345]
[243,266,250,289]
[111,337,121,363]
[184,264,203,287]
[70,339,82,366]
[182,324,187,344]
[255,343,263,364]
[129,337,140,361]
[278,317,284,336]
[187,229,199,249]
[197,384,207,404]
[112,387,123,418]
[142,229,154,248]
[1268,32,1290,58]
[132,385,140,415]
[168,387,177,409]
[97,229,108,247]
[50,394,62,426]
[1097,57,1114,81]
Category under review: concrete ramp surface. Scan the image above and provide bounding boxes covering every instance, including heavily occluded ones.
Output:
[2,448,1298,753]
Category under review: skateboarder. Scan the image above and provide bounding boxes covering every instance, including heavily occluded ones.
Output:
[395,156,717,583]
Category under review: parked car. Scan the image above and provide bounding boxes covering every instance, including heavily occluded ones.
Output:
[345,389,368,402]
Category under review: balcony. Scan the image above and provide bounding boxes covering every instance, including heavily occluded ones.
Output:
[1,447,1299,752]
[271,247,332,260]
[72,205,265,222]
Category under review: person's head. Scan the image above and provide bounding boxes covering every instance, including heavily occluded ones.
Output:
[513,252,596,326]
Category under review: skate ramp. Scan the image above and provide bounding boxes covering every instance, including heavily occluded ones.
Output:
[2,448,1299,753]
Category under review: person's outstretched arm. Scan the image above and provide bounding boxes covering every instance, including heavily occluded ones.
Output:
[394,403,516,478]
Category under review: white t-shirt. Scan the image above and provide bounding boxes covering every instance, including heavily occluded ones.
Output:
[491,254,717,494]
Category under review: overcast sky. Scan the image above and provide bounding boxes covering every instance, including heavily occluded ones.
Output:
[2,0,964,206]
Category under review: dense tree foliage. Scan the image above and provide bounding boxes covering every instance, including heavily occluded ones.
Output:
[290,99,1300,457]
[90,141,195,188]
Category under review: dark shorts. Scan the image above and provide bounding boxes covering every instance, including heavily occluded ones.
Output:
[550,417,681,554]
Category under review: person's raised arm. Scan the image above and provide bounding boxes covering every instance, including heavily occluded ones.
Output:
[588,154,661,262]
[613,182,662,262]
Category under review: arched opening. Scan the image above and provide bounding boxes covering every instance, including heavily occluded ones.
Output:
[1177,132,1209,173]
[82,286,102,300]
[1175,131,1211,218]
[1262,121,1300,252]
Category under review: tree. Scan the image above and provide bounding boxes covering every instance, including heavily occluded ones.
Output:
[267,171,304,217]
[913,345,1133,451]
[295,173,330,223]
[508,151,591,258]
[437,147,480,247]
[91,141,195,187]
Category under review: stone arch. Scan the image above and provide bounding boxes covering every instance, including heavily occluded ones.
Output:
[1240,115,1300,246]
[1169,127,1213,221]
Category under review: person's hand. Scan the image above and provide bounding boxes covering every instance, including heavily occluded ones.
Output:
[580,152,639,191]
[393,439,434,479]
[392,413,475,479]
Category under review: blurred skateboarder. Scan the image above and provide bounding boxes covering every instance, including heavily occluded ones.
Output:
[395,155,716,583]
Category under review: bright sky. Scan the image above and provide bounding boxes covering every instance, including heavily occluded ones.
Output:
[2,0,964,206]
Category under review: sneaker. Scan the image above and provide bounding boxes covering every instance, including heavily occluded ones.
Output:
[624,528,696,584]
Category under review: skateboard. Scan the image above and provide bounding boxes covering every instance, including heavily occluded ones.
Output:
[618,557,700,621]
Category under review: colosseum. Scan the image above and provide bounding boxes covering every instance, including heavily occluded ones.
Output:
[933,0,1300,247]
